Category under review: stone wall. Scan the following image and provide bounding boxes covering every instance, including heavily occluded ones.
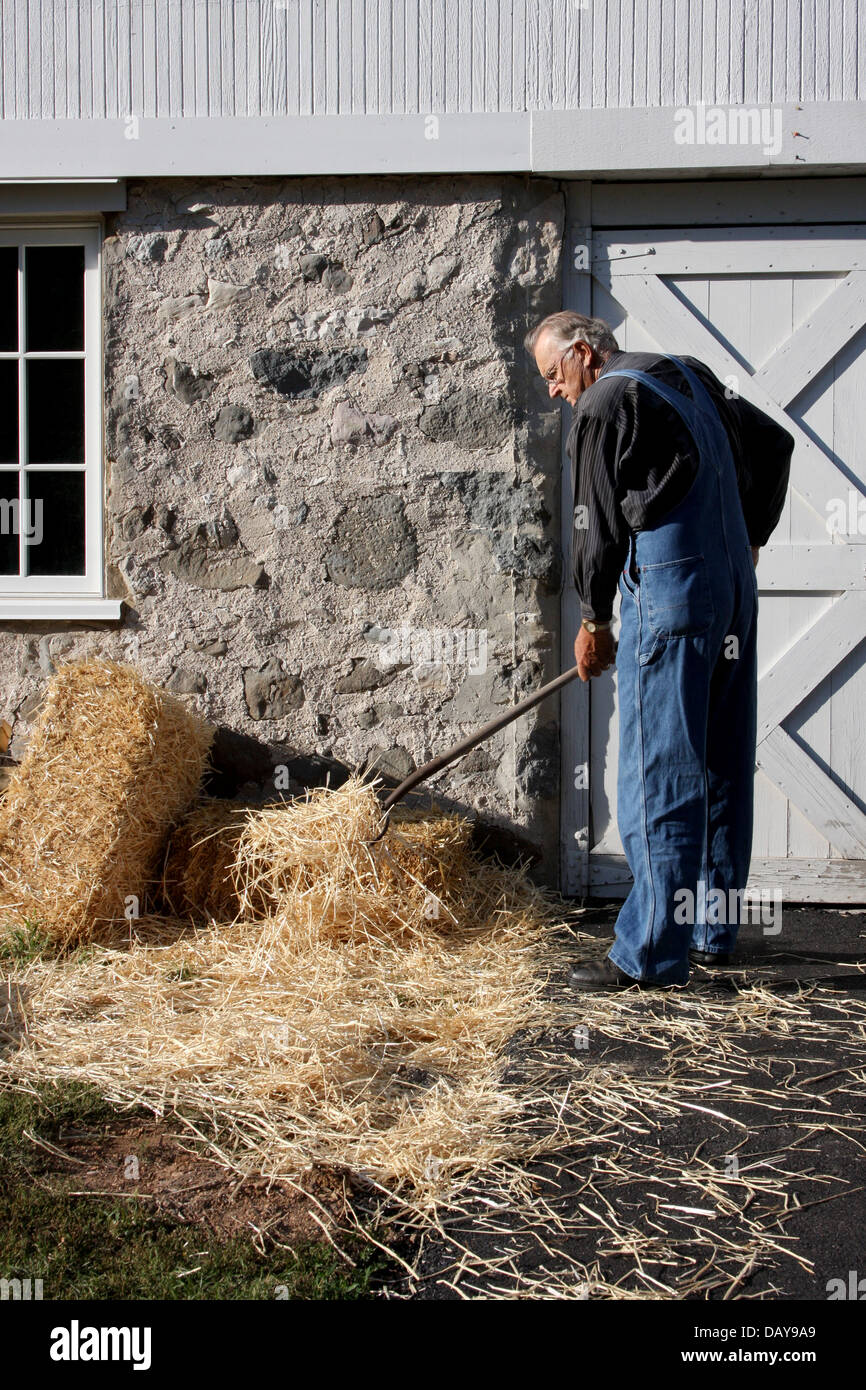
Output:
[1,173,567,882]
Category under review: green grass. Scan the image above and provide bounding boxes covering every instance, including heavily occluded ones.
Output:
[0,918,57,964]
[0,1082,119,1152]
[0,1083,389,1300]
[165,963,198,983]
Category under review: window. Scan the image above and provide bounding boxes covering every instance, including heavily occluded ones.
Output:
[0,224,119,618]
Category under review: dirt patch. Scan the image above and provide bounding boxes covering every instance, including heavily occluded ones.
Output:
[26,1114,349,1247]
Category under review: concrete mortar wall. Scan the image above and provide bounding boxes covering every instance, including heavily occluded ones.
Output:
[0,173,567,882]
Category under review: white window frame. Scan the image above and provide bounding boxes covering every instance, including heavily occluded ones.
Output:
[0,221,119,619]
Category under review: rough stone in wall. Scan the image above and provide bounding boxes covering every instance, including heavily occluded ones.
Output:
[334,658,403,694]
[249,345,368,399]
[0,174,565,883]
[325,495,417,591]
[159,516,268,592]
[127,232,168,264]
[419,385,517,449]
[366,745,416,782]
[330,401,398,446]
[163,355,215,404]
[243,658,305,720]
[166,668,207,695]
[300,252,328,280]
[515,722,561,800]
[442,470,562,592]
[213,405,254,443]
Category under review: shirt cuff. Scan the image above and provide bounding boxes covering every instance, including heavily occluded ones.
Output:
[580,599,613,623]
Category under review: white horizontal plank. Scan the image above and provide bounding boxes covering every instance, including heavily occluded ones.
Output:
[534,102,866,177]
[594,227,866,278]
[744,858,866,901]
[0,114,531,177]
[588,854,866,902]
[758,544,866,591]
[1,106,864,179]
[590,178,866,228]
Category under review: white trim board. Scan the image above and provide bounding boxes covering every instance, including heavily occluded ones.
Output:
[0,103,864,180]
[534,103,866,178]
[0,115,531,179]
[590,179,866,228]
[592,227,866,277]
[0,599,122,620]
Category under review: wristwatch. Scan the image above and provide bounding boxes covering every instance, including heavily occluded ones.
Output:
[582,619,611,634]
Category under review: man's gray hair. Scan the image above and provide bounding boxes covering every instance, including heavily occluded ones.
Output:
[523,311,619,359]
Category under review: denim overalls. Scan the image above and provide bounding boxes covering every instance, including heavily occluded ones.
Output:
[602,357,759,984]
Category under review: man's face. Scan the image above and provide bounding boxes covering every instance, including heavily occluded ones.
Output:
[534,331,600,407]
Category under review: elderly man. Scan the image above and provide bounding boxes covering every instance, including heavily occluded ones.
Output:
[525,312,793,989]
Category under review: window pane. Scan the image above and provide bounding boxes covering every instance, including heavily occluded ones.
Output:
[24,244,85,351]
[0,472,20,576]
[27,359,85,463]
[25,469,85,576]
[0,360,17,463]
[0,246,17,352]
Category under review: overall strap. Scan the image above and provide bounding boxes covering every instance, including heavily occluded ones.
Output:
[600,366,705,434]
[662,354,719,419]
[601,359,735,470]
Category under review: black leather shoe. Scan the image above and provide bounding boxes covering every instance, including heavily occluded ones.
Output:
[689,948,734,968]
[569,959,642,990]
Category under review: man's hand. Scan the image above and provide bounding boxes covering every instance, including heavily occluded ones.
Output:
[751,546,760,568]
[574,624,617,682]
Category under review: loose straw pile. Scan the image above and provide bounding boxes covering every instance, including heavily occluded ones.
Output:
[4,778,566,1206]
[0,659,212,945]
[162,782,478,938]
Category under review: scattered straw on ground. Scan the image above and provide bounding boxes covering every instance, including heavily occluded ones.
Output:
[2,778,567,1211]
[383,958,866,1298]
[3,697,864,1297]
[0,659,212,945]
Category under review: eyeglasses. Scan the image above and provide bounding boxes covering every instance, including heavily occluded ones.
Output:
[542,343,576,383]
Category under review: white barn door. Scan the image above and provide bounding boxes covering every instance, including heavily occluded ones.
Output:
[570,223,866,904]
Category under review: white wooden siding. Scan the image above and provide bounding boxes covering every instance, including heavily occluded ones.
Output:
[1,0,860,120]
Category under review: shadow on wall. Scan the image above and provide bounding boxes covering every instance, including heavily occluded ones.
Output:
[203,724,542,871]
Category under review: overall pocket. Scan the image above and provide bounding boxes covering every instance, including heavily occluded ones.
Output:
[640,553,714,639]
[621,535,639,596]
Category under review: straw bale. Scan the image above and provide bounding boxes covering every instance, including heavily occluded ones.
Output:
[232,781,478,939]
[163,778,482,940]
[0,659,212,944]
[160,798,254,921]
